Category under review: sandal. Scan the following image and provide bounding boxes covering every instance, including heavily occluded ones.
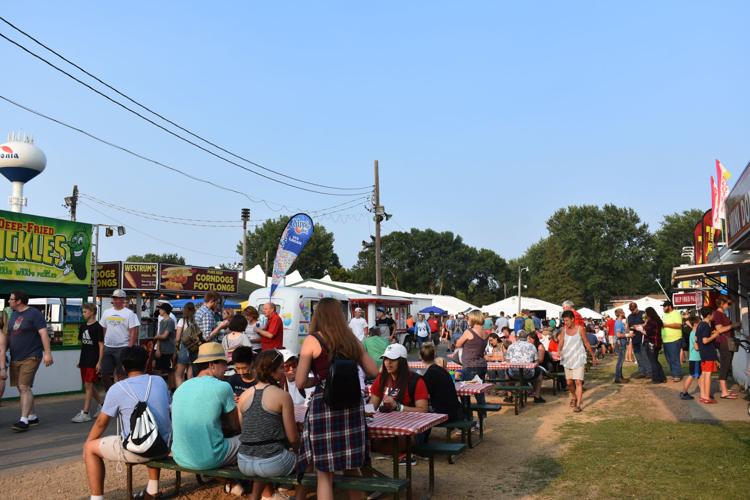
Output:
[720,394,738,400]
[699,398,717,404]
[573,406,582,413]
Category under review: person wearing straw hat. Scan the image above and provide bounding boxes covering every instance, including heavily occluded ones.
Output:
[172,343,242,478]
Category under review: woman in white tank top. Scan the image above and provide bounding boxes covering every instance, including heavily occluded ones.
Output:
[558,310,597,412]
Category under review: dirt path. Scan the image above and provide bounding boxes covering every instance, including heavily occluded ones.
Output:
[0,357,744,499]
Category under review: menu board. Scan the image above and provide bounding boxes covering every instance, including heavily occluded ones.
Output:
[159,264,239,294]
[122,262,158,290]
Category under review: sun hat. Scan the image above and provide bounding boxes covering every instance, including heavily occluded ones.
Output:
[112,289,126,298]
[381,343,408,360]
[194,342,227,364]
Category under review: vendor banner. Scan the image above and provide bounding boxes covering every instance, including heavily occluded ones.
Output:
[159,264,239,294]
[270,213,314,296]
[122,262,158,290]
[92,261,122,292]
[0,209,92,285]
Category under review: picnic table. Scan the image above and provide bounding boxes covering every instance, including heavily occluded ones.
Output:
[295,405,447,500]
[408,360,538,372]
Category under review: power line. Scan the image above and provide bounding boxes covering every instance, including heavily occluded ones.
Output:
[78,200,235,259]
[0,30,373,197]
[0,94,366,215]
[0,14,372,192]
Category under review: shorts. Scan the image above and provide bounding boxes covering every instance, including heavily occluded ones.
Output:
[688,361,701,379]
[100,346,127,378]
[153,353,174,372]
[10,357,41,388]
[99,435,154,464]
[176,343,197,365]
[238,449,296,477]
[700,360,717,373]
[80,367,99,384]
[608,335,615,345]
[564,366,585,381]
[221,436,241,466]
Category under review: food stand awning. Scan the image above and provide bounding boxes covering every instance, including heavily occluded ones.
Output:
[671,258,750,283]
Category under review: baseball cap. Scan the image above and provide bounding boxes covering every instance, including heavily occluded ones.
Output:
[376,307,385,313]
[194,342,227,364]
[277,348,298,363]
[662,300,673,307]
[381,343,408,360]
[112,289,126,298]
[354,307,363,312]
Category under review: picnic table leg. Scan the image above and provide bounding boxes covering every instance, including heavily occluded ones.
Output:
[392,437,400,500]
[405,435,413,500]
[175,470,181,496]
[126,464,133,499]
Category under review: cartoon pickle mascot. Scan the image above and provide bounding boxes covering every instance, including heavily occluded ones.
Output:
[66,231,91,280]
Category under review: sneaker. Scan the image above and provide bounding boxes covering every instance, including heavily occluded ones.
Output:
[133,489,163,499]
[11,420,29,432]
[679,392,694,400]
[398,454,417,466]
[71,410,92,423]
[533,396,546,403]
[672,377,682,383]
[27,416,39,426]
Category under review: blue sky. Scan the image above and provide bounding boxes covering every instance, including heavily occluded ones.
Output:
[1,2,748,272]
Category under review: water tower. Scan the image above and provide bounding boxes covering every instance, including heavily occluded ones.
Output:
[0,132,47,212]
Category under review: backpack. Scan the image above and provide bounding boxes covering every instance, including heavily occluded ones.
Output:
[181,320,203,354]
[311,332,362,411]
[119,377,169,458]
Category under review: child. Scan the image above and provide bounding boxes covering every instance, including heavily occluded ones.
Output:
[226,346,256,399]
[696,307,720,404]
[221,313,252,364]
[71,303,104,422]
[679,313,701,400]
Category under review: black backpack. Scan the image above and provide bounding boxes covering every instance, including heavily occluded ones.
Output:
[119,377,169,458]
[311,333,362,411]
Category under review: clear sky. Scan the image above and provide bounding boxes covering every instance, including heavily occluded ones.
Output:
[1,2,748,272]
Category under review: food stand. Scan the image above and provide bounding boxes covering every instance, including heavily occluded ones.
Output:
[0,209,93,398]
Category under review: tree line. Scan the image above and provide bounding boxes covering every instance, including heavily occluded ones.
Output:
[231,206,702,309]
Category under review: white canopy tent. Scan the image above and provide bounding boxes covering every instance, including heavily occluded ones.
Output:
[481,296,563,319]
[577,307,603,320]
[241,264,302,288]
[413,294,478,315]
[601,296,667,319]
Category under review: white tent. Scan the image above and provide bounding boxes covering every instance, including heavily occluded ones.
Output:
[577,307,603,320]
[413,294,478,315]
[241,265,303,288]
[481,296,563,319]
[601,296,667,318]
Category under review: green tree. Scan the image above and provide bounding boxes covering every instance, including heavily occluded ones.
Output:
[237,217,341,278]
[652,209,704,290]
[531,238,585,305]
[126,252,185,264]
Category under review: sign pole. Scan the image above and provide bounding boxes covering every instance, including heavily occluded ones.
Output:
[374,160,382,296]
[92,225,99,317]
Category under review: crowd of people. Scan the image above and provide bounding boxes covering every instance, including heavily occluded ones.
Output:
[0,287,744,499]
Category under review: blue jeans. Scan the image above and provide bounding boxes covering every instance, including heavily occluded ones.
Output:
[662,340,682,379]
[633,343,651,376]
[615,339,627,381]
[417,336,429,349]
[645,343,666,383]
[461,366,487,414]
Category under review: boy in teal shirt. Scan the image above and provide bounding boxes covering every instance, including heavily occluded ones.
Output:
[679,313,701,400]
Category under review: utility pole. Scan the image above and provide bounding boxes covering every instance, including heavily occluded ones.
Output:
[241,208,250,278]
[64,185,78,221]
[517,266,528,314]
[374,160,382,296]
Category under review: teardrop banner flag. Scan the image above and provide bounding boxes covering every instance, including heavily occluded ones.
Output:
[270,213,314,297]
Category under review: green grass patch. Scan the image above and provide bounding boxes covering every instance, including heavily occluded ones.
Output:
[537,417,750,499]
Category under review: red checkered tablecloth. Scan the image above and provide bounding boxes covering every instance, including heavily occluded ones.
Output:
[408,361,538,371]
[408,361,462,371]
[454,382,493,397]
[294,405,447,439]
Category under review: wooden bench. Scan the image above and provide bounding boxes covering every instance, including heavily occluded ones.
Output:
[468,403,501,441]
[495,384,532,415]
[126,457,408,499]
[412,442,467,495]
[434,419,476,449]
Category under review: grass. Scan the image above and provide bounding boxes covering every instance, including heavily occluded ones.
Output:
[535,417,750,499]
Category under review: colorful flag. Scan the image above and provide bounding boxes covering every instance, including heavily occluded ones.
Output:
[270,213,314,297]
[714,160,731,223]
[711,175,718,226]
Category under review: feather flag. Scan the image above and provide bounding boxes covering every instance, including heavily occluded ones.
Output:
[270,213,314,297]
[711,175,718,226]
[714,160,731,224]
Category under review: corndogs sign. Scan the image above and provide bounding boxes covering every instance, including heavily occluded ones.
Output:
[0,209,92,285]
[159,264,238,294]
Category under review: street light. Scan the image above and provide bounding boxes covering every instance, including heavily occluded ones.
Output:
[517,266,529,314]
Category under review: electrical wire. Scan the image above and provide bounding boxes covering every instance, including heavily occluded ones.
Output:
[0,15,372,192]
[78,200,235,259]
[0,30,373,197]
[0,94,368,215]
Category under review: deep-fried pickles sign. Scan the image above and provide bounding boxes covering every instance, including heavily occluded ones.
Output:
[0,209,93,285]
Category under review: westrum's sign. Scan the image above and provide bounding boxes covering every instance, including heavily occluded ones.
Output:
[0,209,93,285]
[160,264,239,294]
